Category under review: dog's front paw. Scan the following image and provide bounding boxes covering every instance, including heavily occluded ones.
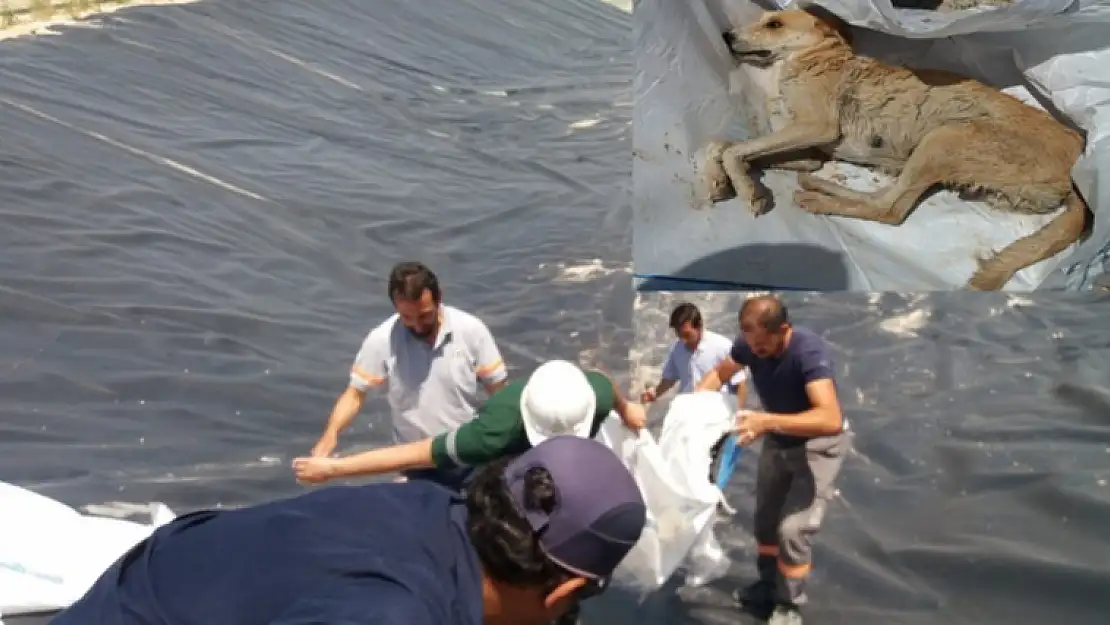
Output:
[747,187,771,216]
[793,190,836,215]
[707,174,737,203]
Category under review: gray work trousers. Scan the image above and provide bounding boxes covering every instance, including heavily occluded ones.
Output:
[753,430,851,606]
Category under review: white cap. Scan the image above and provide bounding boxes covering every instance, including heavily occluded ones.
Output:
[520,360,597,446]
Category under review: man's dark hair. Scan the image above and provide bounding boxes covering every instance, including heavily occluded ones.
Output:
[668,302,703,331]
[466,456,566,589]
[739,295,790,332]
[387,262,441,303]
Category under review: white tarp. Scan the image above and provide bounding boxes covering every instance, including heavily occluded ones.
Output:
[599,392,738,593]
[633,0,1110,291]
[0,481,175,622]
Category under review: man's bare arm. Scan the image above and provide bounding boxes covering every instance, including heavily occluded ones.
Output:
[653,378,677,398]
[696,357,742,392]
[736,377,749,409]
[762,379,843,437]
[324,387,365,436]
[331,439,436,478]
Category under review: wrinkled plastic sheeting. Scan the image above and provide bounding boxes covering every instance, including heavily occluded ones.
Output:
[0,481,176,621]
[597,393,737,594]
[633,0,1110,291]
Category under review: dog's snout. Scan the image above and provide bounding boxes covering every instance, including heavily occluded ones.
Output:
[722,31,735,46]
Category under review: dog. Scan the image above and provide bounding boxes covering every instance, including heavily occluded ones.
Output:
[704,5,1091,291]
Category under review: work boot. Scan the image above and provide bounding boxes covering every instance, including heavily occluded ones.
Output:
[768,603,803,625]
[733,579,775,608]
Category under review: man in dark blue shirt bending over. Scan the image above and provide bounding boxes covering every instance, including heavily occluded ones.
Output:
[696,294,850,625]
[50,435,647,625]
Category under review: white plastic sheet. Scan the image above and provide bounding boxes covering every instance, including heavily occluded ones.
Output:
[598,392,738,593]
[0,481,175,621]
[633,0,1110,291]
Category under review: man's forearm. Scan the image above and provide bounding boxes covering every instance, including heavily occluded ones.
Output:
[325,387,365,435]
[612,377,630,416]
[736,380,748,409]
[764,407,842,437]
[696,370,724,392]
[654,379,677,397]
[332,439,436,478]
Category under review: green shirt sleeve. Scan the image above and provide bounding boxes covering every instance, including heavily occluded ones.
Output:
[430,380,531,468]
[585,370,617,437]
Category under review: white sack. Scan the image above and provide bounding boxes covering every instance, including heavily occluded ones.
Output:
[633,0,1110,291]
[598,392,738,593]
[0,481,176,621]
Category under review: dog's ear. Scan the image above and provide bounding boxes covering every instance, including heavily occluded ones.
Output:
[799,3,854,46]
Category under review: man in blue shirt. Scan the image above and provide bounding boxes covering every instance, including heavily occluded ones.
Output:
[49,436,647,625]
[640,302,749,403]
[696,295,850,625]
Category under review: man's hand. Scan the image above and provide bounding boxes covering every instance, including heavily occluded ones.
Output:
[640,387,657,403]
[621,402,648,432]
[310,431,339,458]
[734,410,773,446]
[292,456,340,484]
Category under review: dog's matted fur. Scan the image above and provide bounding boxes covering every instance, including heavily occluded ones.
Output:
[704,5,1091,291]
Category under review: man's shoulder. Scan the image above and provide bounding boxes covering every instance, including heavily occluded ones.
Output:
[791,326,830,353]
[443,305,490,331]
[277,485,481,625]
[789,327,835,374]
[444,305,497,347]
[366,314,402,341]
[703,330,735,351]
[663,339,684,360]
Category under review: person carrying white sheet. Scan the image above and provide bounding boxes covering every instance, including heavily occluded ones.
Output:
[640,302,749,405]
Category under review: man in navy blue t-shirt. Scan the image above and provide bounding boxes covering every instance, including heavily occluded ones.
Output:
[696,295,850,625]
[49,436,647,625]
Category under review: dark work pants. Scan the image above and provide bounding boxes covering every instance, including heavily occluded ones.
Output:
[753,431,850,606]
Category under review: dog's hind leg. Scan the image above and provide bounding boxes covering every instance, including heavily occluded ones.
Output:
[792,126,970,226]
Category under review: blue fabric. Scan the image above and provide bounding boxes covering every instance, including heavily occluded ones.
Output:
[50,483,483,625]
[402,465,475,493]
[713,434,741,491]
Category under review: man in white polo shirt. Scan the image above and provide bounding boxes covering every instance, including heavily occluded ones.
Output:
[310,261,508,489]
[641,302,749,406]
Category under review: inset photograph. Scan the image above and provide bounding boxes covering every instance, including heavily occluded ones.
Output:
[632,0,1108,291]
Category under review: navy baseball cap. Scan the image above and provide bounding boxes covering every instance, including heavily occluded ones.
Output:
[503,435,647,580]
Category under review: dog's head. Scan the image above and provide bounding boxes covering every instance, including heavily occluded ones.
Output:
[722,5,852,66]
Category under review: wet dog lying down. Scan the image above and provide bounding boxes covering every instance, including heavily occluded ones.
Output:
[703,5,1091,291]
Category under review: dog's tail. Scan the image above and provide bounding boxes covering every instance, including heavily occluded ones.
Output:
[968,187,1091,290]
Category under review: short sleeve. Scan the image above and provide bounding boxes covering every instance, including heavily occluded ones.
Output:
[729,336,750,366]
[350,329,389,392]
[584,371,616,419]
[798,339,835,384]
[661,344,680,382]
[273,583,436,625]
[471,320,508,385]
[430,383,530,468]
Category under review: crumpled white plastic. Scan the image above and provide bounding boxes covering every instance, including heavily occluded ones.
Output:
[598,392,738,593]
[0,481,176,622]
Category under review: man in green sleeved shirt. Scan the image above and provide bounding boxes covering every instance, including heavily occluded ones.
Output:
[292,359,648,487]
